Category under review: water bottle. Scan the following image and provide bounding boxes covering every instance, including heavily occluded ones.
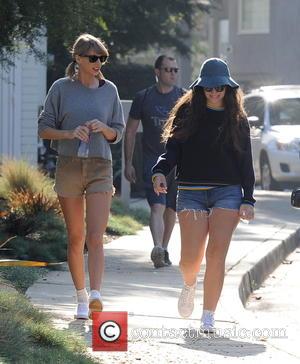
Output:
[77,139,89,158]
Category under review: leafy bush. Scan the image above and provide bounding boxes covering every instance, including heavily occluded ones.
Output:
[2,211,67,262]
[8,190,60,215]
[3,190,61,237]
[0,161,66,262]
[104,62,155,99]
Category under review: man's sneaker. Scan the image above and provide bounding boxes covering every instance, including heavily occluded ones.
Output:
[151,246,167,268]
[200,310,216,333]
[75,303,89,320]
[178,282,196,318]
[164,250,172,266]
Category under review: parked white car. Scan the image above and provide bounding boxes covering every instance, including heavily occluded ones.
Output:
[244,85,300,190]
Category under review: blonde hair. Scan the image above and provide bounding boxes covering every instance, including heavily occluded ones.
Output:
[65,33,109,80]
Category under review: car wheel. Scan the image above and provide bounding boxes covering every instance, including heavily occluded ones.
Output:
[260,156,282,190]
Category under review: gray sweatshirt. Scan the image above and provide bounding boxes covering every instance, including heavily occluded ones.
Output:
[38,77,125,160]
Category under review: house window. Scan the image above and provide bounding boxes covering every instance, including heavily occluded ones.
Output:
[238,0,270,34]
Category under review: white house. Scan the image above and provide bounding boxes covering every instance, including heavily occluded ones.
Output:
[0,37,47,165]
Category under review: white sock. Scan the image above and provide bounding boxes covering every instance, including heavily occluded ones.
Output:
[202,309,215,318]
[90,289,101,301]
[185,281,197,288]
[76,288,88,304]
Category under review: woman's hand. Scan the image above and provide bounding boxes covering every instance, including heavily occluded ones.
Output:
[85,119,107,133]
[85,119,117,141]
[152,174,167,195]
[71,125,90,142]
[239,204,254,221]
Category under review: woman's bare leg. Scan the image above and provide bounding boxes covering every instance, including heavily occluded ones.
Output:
[203,208,240,311]
[58,196,85,290]
[178,210,209,286]
[85,191,112,291]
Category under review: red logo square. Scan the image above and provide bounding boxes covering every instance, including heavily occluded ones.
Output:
[92,311,128,351]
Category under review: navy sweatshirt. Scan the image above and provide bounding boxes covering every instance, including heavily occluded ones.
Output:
[152,107,256,205]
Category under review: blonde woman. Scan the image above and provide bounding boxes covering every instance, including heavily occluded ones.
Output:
[38,34,125,319]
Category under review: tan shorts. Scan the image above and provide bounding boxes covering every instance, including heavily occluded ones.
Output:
[54,156,114,197]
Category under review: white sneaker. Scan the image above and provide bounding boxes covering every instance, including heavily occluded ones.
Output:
[200,310,215,333]
[178,282,197,318]
[75,303,89,320]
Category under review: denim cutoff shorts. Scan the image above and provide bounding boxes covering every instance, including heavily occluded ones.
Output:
[177,185,242,214]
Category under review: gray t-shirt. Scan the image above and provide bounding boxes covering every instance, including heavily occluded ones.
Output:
[38,77,125,160]
[129,85,184,165]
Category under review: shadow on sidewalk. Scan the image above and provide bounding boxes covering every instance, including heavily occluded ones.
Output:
[169,328,266,357]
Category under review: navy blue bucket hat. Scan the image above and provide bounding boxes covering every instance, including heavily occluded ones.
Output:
[190,58,239,89]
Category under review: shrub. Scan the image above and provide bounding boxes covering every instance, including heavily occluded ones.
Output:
[0,189,67,262]
[8,190,61,215]
[0,161,66,262]
[3,190,61,237]
[0,159,55,200]
[2,211,67,262]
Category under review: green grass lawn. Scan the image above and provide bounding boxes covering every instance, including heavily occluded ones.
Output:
[0,271,99,364]
[0,266,47,293]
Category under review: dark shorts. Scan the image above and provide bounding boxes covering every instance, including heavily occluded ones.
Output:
[145,171,177,210]
[143,158,177,211]
[177,185,242,213]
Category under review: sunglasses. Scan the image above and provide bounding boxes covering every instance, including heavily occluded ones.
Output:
[81,55,108,63]
[160,67,179,73]
[203,85,226,92]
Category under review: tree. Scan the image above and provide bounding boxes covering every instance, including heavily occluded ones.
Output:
[0,0,46,65]
[0,0,216,66]
[46,0,213,55]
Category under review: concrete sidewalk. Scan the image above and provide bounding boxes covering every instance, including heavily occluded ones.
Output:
[27,190,300,363]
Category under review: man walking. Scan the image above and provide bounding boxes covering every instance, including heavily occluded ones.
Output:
[124,55,184,268]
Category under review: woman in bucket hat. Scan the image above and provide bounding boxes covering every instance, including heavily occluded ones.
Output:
[152,58,255,332]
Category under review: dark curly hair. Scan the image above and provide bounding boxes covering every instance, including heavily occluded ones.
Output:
[162,86,248,152]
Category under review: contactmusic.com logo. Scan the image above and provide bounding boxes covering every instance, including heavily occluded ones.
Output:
[92,312,128,351]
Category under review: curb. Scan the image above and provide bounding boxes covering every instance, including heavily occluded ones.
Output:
[218,224,300,327]
[239,226,300,306]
